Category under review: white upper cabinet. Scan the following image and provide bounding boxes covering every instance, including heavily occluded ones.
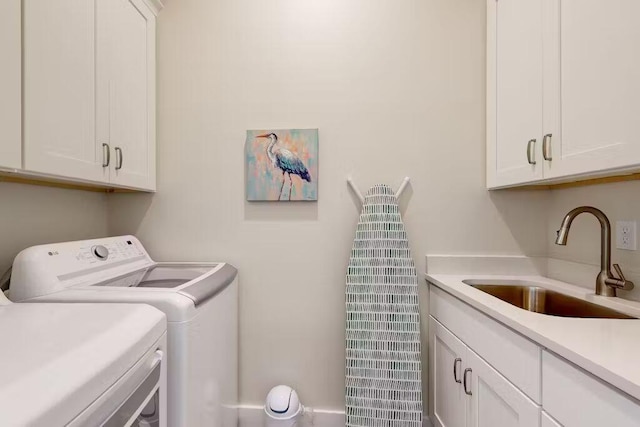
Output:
[487,0,544,187]
[543,0,640,179]
[98,0,156,190]
[0,0,24,170]
[22,0,158,190]
[488,0,640,188]
[23,0,107,183]
[541,412,561,427]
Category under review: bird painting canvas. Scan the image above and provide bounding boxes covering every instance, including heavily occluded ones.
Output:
[245,129,318,201]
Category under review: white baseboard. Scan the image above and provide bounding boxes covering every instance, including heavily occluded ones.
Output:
[238,405,345,427]
[239,406,432,427]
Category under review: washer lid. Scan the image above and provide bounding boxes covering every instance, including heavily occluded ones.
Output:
[0,303,166,426]
[93,263,238,307]
[175,263,238,306]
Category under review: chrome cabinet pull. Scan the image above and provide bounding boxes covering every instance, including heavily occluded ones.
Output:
[543,134,553,161]
[102,143,110,167]
[463,368,472,395]
[453,358,462,384]
[526,139,537,165]
[115,147,123,170]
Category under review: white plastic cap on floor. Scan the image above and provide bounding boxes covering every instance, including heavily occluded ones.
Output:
[264,385,303,420]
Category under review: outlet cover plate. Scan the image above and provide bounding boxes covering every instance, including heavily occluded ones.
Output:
[616,221,637,251]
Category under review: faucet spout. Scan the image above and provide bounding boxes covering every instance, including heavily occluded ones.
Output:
[555,224,570,245]
[554,206,634,296]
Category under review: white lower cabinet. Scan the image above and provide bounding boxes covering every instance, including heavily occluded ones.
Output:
[429,283,640,427]
[467,350,539,427]
[542,351,640,427]
[429,316,540,427]
[430,317,468,427]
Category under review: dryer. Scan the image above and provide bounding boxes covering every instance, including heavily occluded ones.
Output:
[0,291,167,426]
[9,236,238,427]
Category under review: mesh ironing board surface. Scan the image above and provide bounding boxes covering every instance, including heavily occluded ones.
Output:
[345,184,423,426]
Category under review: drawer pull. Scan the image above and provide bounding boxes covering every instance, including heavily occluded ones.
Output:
[527,139,537,165]
[453,358,462,384]
[115,147,123,170]
[102,143,110,167]
[463,368,473,395]
[543,134,553,161]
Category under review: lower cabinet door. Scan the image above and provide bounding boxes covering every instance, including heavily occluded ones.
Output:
[542,350,640,427]
[429,317,468,427]
[466,350,540,427]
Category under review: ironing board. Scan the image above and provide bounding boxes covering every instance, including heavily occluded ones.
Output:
[345,184,423,426]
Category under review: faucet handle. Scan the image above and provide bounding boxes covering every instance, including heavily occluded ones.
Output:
[613,264,626,280]
[609,264,635,291]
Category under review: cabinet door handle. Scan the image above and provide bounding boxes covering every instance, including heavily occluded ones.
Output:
[526,139,537,165]
[115,147,123,170]
[453,358,462,384]
[542,134,553,161]
[463,368,472,395]
[102,143,110,167]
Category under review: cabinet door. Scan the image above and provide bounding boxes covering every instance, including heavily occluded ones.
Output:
[466,350,539,427]
[543,350,640,427]
[0,0,21,170]
[543,0,640,178]
[541,412,561,427]
[23,0,108,182]
[99,0,156,190]
[429,317,468,427]
[487,0,544,188]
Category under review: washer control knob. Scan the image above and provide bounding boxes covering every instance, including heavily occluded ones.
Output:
[92,245,109,260]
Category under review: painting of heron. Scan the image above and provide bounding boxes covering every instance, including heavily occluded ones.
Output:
[245,129,318,201]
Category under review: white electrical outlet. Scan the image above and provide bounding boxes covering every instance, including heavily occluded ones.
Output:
[616,221,637,250]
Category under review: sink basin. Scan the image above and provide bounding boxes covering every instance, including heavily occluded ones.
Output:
[466,284,635,319]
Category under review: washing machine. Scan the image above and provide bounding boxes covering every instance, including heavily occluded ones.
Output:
[0,291,167,426]
[9,235,238,427]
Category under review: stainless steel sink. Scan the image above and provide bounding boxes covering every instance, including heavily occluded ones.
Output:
[467,284,636,319]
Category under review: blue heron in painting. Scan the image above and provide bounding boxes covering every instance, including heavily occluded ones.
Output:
[256,133,311,200]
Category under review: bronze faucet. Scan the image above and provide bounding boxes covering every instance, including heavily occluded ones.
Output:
[555,206,634,297]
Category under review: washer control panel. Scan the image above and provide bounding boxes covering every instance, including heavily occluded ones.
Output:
[73,238,145,266]
[10,235,154,300]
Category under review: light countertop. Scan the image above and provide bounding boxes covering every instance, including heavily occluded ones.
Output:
[426,273,640,402]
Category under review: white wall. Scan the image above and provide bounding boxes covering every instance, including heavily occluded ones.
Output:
[0,183,108,274]
[547,180,640,301]
[107,0,549,410]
